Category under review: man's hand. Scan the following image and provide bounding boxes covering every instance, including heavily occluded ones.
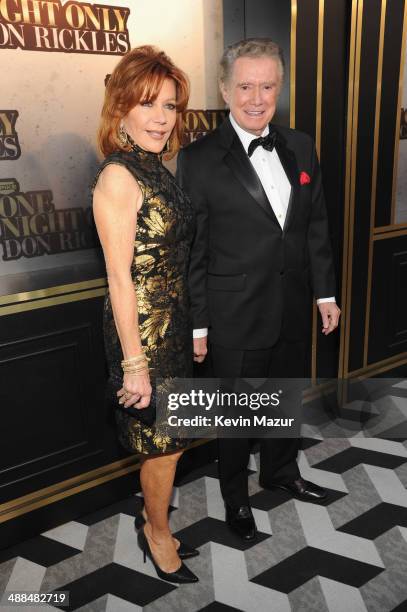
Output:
[318,302,341,335]
[193,336,208,363]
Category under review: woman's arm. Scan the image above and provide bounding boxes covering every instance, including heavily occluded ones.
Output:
[93,163,151,409]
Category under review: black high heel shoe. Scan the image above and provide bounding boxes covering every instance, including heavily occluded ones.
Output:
[134,512,200,559]
[137,527,199,584]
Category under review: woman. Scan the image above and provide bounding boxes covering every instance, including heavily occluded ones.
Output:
[92,46,198,584]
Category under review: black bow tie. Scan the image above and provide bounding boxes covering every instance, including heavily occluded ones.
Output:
[247,131,277,157]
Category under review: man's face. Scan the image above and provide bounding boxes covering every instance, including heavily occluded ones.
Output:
[221,55,281,136]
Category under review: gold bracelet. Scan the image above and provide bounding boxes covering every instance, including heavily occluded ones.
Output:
[121,359,149,370]
[123,366,149,373]
[122,361,149,371]
[121,353,147,366]
[121,357,149,366]
[122,353,147,363]
[124,367,149,375]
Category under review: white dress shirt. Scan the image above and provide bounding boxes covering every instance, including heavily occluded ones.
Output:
[193,114,335,339]
[230,113,291,229]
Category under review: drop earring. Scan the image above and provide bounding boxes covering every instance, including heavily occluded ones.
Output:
[118,123,129,147]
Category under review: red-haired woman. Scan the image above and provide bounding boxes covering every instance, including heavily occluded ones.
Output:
[92,46,198,584]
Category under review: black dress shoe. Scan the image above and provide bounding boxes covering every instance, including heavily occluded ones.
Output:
[137,528,199,584]
[225,504,257,541]
[134,513,200,559]
[262,478,327,502]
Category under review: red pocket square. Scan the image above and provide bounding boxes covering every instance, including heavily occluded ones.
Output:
[300,171,311,185]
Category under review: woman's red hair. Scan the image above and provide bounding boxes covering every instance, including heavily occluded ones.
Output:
[98,45,189,159]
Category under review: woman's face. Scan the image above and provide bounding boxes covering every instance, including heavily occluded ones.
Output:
[123,77,177,153]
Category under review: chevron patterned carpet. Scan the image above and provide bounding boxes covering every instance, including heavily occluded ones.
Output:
[1,417,407,610]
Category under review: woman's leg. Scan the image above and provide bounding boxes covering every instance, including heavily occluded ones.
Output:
[140,449,183,572]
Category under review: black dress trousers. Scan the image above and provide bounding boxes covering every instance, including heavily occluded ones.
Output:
[210,339,306,509]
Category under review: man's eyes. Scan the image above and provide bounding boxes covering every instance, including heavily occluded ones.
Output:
[238,84,275,91]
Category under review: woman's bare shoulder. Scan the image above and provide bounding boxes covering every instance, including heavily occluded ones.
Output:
[94,162,140,202]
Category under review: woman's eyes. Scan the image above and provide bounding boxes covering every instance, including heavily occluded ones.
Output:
[140,102,176,110]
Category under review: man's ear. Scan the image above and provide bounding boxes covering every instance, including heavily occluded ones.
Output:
[219,80,230,105]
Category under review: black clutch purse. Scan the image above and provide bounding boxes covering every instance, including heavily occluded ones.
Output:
[106,373,156,427]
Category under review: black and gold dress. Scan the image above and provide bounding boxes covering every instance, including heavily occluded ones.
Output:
[93,143,195,455]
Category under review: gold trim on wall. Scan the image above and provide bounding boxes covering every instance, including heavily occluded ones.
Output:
[316,0,325,156]
[290,0,297,129]
[391,0,407,225]
[347,352,407,378]
[373,228,407,240]
[0,456,139,523]
[374,222,407,233]
[343,0,364,377]
[363,0,387,367]
[0,278,107,307]
[311,0,325,383]
[0,287,107,317]
[338,0,361,379]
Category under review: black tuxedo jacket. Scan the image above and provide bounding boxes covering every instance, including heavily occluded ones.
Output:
[176,117,336,350]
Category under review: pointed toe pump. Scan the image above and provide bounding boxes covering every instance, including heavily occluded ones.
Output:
[134,512,199,559]
[137,528,199,584]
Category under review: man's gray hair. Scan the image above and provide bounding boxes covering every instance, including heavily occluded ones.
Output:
[220,38,285,85]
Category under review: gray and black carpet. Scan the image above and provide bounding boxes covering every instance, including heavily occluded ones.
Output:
[1,387,407,611]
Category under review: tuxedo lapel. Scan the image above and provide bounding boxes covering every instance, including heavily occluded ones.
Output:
[219,119,281,227]
[273,126,300,233]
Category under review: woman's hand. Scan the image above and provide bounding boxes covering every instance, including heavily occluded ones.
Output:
[117,371,152,409]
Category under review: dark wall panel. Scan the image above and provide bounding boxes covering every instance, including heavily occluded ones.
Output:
[1,328,99,471]
[348,0,382,372]
[0,298,125,504]
[223,0,246,47]
[316,0,348,377]
[368,236,407,363]
[295,0,318,138]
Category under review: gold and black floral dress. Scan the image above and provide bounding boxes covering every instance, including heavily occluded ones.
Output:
[93,143,195,455]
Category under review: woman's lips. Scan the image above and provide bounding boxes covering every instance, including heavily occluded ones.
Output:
[147,131,167,139]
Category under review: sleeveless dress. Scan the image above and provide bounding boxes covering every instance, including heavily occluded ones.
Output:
[92,143,195,455]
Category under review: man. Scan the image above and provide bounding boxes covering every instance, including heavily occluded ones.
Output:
[177,39,340,541]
